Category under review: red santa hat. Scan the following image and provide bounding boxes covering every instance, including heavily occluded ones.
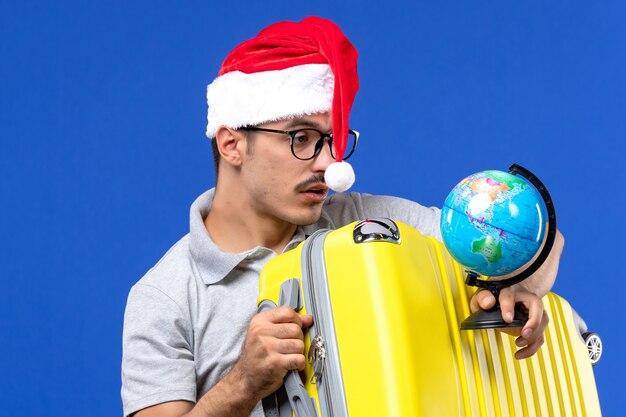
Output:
[206,16,359,192]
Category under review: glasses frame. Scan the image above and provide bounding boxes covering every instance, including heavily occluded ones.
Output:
[240,126,359,161]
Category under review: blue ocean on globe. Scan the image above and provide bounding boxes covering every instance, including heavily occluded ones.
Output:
[440,170,548,277]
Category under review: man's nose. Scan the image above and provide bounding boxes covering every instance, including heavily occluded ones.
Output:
[311,139,335,171]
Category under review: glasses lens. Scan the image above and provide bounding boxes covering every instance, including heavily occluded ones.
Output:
[330,130,358,160]
[291,129,323,159]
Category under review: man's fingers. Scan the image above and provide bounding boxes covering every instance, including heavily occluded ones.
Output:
[497,288,516,323]
[470,289,496,313]
[274,338,305,355]
[282,354,307,371]
[468,285,551,361]
[265,307,313,330]
[514,307,549,359]
[516,311,550,346]
[300,314,314,329]
[272,322,303,340]
[237,308,313,399]
[518,293,545,341]
[267,306,305,325]
[515,333,545,360]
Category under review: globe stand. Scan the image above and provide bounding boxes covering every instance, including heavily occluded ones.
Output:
[460,164,557,331]
[460,273,529,330]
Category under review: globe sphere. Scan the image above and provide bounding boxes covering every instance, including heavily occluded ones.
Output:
[440,170,548,277]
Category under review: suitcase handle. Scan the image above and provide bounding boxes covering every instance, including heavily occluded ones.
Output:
[284,370,317,417]
[258,280,319,417]
[279,279,318,417]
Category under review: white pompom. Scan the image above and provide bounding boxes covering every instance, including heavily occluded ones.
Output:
[324,161,355,193]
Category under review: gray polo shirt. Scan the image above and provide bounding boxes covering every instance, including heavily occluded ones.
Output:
[121,189,441,417]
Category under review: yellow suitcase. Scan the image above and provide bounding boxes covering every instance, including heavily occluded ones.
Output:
[257,218,602,416]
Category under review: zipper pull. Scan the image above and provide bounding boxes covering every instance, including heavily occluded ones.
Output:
[308,334,326,384]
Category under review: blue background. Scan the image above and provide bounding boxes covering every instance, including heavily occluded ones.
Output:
[1,1,623,415]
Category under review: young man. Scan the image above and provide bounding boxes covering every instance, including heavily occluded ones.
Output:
[121,17,563,417]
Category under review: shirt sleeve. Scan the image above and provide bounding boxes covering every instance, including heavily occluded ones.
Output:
[319,193,443,241]
[121,283,196,416]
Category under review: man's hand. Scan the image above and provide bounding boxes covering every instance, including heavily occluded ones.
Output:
[137,294,548,417]
[470,287,549,360]
[468,229,564,361]
[231,306,314,401]
[134,307,313,417]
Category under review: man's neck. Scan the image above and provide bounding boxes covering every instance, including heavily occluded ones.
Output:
[204,186,298,254]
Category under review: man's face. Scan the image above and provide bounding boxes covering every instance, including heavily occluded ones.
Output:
[238,111,336,226]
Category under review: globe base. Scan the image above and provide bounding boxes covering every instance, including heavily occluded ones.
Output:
[460,304,528,330]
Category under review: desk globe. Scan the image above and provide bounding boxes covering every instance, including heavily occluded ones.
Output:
[440,165,556,330]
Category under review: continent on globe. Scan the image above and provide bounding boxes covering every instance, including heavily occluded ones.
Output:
[470,177,510,201]
[456,172,527,225]
[471,236,502,263]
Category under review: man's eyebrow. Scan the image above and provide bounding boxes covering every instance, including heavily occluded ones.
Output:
[282,118,326,130]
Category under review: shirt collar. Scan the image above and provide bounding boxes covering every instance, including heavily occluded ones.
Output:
[189,189,308,285]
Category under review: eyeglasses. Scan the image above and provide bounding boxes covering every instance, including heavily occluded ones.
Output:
[240,127,359,161]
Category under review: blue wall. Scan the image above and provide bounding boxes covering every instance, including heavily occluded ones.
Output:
[1,1,623,415]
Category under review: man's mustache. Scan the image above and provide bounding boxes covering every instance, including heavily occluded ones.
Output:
[295,174,327,192]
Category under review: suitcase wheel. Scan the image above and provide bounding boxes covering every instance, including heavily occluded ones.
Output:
[582,332,602,365]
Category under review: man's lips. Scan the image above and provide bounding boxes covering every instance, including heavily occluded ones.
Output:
[299,183,329,202]
[302,182,328,193]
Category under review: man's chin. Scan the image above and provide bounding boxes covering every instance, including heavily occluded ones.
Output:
[289,208,324,227]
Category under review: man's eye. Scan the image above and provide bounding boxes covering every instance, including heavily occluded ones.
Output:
[294,134,310,144]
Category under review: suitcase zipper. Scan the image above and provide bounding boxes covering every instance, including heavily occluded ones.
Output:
[301,229,348,417]
[308,334,326,383]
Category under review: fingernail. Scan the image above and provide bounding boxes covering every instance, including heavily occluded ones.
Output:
[505,312,514,322]
[516,338,526,347]
[522,328,532,339]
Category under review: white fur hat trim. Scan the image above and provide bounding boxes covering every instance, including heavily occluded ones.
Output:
[206,64,334,138]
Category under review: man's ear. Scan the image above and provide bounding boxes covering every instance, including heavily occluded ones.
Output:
[214,126,245,167]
